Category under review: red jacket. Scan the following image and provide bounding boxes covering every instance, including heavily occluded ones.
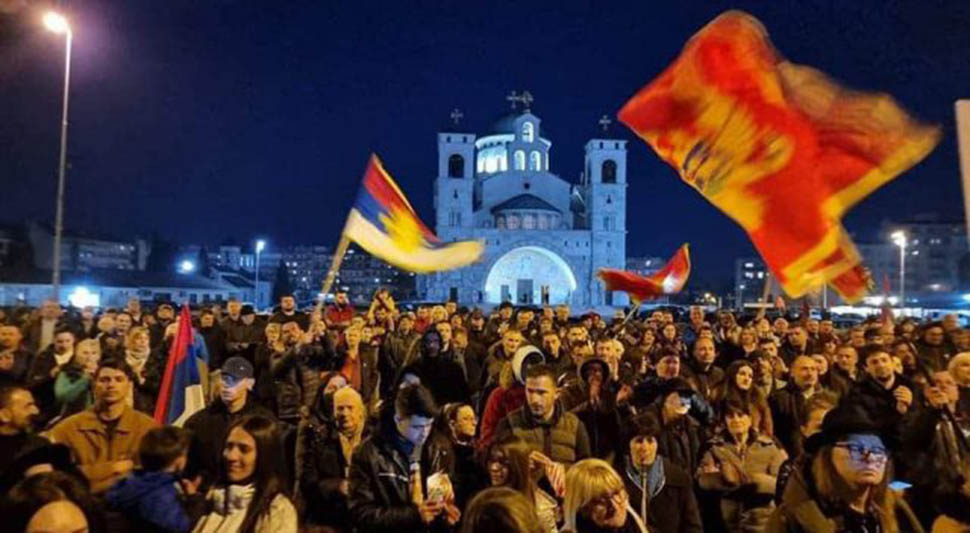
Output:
[478,384,526,455]
[325,304,353,327]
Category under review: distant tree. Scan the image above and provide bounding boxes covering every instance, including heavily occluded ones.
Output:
[271,259,293,303]
[146,232,178,273]
[196,246,213,278]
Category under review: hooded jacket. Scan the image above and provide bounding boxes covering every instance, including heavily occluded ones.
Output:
[106,470,195,532]
[623,456,702,533]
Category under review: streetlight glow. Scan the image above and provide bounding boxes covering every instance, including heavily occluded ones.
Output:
[256,240,266,254]
[179,260,196,273]
[891,230,907,247]
[43,12,70,34]
[890,230,907,307]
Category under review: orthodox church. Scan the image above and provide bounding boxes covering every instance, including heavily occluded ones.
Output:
[420,93,628,309]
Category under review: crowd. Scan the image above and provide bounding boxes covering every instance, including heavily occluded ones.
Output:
[3,289,970,532]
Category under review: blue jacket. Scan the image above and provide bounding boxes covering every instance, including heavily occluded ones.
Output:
[106,470,191,532]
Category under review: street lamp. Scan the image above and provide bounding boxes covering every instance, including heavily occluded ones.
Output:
[254,240,266,310]
[43,11,73,301]
[891,231,907,306]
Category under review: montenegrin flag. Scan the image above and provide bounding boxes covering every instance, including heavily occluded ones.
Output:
[618,11,940,303]
[154,305,207,426]
[344,155,484,273]
[598,244,690,303]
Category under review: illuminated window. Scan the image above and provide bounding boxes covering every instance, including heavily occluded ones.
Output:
[522,122,534,142]
[530,151,542,171]
[514,150,526,170]
[522,214,535,229]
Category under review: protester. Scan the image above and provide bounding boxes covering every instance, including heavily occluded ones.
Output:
[485,436,559,533]
[184,357,276,483]
[621,416,702,533]
[48,358,158,493]
[194,415,298,532]
[562,458,648,533]
[460,486,543,533]
[348,383,460,532]
[106,426,202,531]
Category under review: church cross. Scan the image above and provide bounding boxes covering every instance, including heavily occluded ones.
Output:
[598,114,612,132]
[506,90,535,111]
[450,108,464,126]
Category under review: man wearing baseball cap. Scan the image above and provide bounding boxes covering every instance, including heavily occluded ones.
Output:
[183,356,276,481]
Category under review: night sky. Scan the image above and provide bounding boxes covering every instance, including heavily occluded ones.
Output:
[2,1,969,286]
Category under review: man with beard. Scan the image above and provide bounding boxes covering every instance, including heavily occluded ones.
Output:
[149,304,176,347]
[380,313,419,398]
[770,355,825,452]
[466,309,488,346]
[0,385,47,479]
[0,325,32,383]
[682,337,724,403]
[49,359,158,493]
[326,291,354,331]
[300,386,368,531]
[399,329,468,406]
[843,346,915,432]
[495,363,590,465]
[183,357,276,483]
[271,294,309,330]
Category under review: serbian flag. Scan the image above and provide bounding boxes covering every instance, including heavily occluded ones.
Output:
[343,155,484,272]
[598,244,690,303]
[618,11,939,303]
[154,305,207,426]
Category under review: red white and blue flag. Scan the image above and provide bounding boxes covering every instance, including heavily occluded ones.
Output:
[154,305,207,426]
[343,155,483,272]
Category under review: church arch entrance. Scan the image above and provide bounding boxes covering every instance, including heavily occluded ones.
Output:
[484,246,577,305]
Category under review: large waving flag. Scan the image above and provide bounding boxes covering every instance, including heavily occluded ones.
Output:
[598,244,690,303]
[343,155,483,273]
[618,11,939,303]
[154,305,207,426]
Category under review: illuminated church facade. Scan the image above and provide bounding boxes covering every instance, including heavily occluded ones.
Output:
[420,98,628,309]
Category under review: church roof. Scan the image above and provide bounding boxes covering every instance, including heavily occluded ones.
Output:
[491,194,561,214]
[490,112,522,134]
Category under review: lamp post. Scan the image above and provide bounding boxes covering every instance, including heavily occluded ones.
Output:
[43,11,73,301]
[891,231,907,307]
[254,240,266,310]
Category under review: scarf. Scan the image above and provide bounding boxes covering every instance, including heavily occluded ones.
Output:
[125,349,150,374]
[624,456,665,524]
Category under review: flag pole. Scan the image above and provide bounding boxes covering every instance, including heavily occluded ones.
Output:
[755,272,772,321]
[315,223,352,317]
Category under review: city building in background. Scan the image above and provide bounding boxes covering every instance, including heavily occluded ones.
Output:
[26,220,151,272]
[421,98,629,309]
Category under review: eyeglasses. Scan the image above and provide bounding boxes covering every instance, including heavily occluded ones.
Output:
[587,489,626,514]
[834,442,889,463]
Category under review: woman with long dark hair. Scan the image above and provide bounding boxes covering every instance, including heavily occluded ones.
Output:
[486,436,560,533]
[194,415,296,533]
[711,360,773,437]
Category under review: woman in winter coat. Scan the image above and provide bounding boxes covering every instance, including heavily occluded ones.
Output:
[193,415,297,533]
[766,403,921,533]
[621,416,703,533]
[711,360,774,437]
[698,401,787,532]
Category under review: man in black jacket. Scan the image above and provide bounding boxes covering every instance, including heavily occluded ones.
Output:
[183,357,277,483]
[300,386,368,530]
[348,383,459,532]
[770,355,825,453]
[843,345,915,432]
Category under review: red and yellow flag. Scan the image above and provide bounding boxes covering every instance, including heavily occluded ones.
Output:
[618,11,939,303]
[598,244,690,303]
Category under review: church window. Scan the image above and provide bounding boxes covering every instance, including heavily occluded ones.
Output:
[603,216,611,230]
[507,215,521,229]
[530,151,542,171]
[522,122,535,142]
[522,214,535,229]
[477,157,485,173]
[499,153,508,171]
[602,159,617,183]
[538,215,548,230]
[523,182,530,190]
[448,154,464,178]
[514,150,526,170]
[599,142,604,149]
[446,136,451,142]
[452,190,458,199]
[545,152,549,170]
[496,216,506,229]
[606,195,612,204]
[485,156,497,173]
